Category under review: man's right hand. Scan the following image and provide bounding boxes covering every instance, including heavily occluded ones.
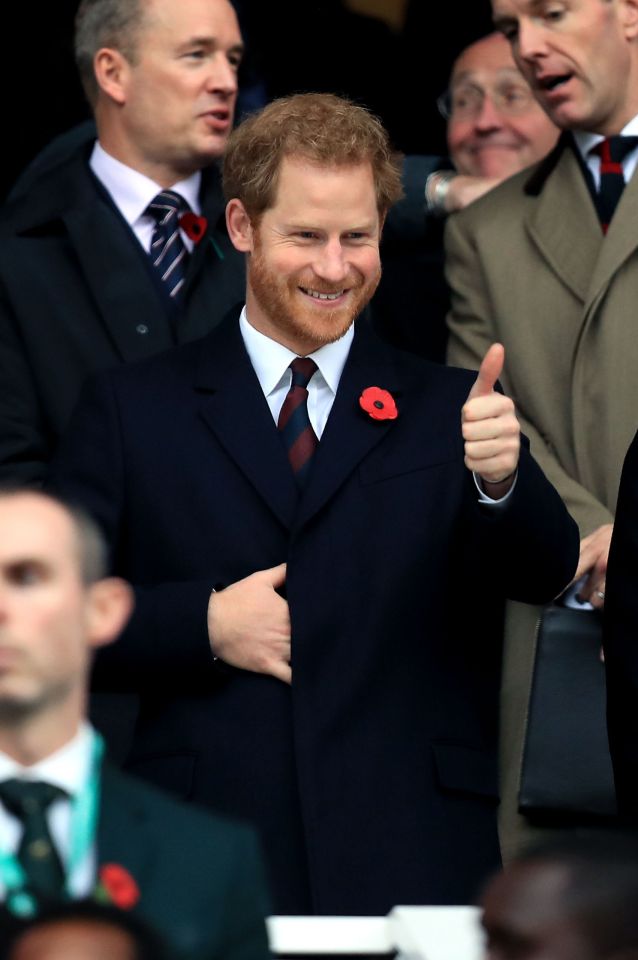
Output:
[207,563,292,684]
[445,175,503,212]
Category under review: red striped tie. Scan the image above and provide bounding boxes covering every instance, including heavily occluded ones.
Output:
[590,136,638,234]
[278,358,318,487]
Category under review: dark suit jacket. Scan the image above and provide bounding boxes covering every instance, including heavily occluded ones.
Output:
[50,313,578,915]
[0,138,245,484]
[603,429,638,816]
[372,155,451,363]
[97,763,270,960]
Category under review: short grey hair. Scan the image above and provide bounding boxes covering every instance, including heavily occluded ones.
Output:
[74,0,148,107]
[0,487,108,585]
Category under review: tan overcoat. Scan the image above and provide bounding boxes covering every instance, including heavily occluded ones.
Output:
[445,135,636,856]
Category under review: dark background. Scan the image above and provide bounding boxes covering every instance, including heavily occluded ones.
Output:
[3,0,493,200]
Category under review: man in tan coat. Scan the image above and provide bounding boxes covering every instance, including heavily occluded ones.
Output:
[446,0,638,857]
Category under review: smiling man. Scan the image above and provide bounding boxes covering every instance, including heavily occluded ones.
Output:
[49,92,578,915]
[0,0,246,486]
[445,0,638,861]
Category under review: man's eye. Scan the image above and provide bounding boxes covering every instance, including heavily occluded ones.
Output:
[296,232,317,240]
[228,53,242,70]
[503,87,529,103]
[8,563,43,586]
[186,49,206,60]
[545,6,565,22]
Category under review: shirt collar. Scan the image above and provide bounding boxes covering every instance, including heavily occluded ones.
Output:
[0,723,95,798]
[239,305,354,396]
[89,141,202,227]
[573,112,638,159]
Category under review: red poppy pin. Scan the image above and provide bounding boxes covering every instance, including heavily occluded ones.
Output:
[180,212,208,244]
[96,864,140,910]
[359,386,398,421]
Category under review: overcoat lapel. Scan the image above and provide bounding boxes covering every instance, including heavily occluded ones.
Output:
[585,165,638,312]
[525,142,601,304]
[63,201,173,361]
[16,151,173,362]
[295,322,401,530]
[194,317,299,530]
[96,765,154,891]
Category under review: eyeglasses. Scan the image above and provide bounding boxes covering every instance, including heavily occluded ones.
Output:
[437,82,536,120]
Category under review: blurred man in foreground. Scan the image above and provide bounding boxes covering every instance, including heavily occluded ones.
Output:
[0,489,269,960]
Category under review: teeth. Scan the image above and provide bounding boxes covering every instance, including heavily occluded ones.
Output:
[302,288,344,300]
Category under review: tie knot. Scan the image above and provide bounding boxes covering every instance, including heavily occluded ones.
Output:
[0,780,67,819]
[147,190,190,225]
[590,135,638,165]
[290,358,318,390]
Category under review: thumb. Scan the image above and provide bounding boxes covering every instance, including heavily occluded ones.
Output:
[467,343,505,400]
[261,562,287,589]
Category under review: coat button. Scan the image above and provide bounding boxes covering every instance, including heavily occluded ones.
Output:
[136,324,149,335]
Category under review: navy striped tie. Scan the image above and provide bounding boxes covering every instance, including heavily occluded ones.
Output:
[278,358,318,487]
[147,190,189,298]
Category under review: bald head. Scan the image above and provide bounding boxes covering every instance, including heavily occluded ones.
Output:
[446,32,559,178]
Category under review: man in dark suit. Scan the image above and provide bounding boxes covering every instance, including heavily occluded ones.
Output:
[0,489,269,960]
[50,93,579,916]
[0,0,246,485]
[602,429,638,816]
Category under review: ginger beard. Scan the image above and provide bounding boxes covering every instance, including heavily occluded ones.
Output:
[247,231,382,351]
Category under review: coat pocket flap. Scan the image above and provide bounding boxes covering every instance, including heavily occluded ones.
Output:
[431,742,499,800]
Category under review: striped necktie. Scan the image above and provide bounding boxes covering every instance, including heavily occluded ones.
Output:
[278,358,318,488]
[0,779,67,904]
[147,190,190,298]
[589,136,638,233]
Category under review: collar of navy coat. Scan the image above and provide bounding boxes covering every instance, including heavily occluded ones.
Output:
[2,142,240,363]
[192,311,427,533]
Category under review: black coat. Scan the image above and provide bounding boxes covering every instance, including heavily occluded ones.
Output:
[50,313,579,914]
[0,137,244,483]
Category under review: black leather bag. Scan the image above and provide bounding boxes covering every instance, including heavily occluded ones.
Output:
[518,604,617,818]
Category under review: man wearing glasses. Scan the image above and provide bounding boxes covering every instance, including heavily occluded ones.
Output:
[373,31,558,361]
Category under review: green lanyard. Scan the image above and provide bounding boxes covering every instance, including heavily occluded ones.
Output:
[0,731,104,917]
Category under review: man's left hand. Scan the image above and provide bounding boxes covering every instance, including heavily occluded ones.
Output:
[462,343,520,498]
[573,523,613,609]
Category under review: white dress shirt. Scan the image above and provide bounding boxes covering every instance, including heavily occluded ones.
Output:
[239,308,512,504]
[239,307,353,439]
[573,113,638,188]
[89,141,202,253]
[0,723,96,897]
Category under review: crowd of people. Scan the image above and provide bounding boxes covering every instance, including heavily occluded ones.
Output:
[2,0,638,958]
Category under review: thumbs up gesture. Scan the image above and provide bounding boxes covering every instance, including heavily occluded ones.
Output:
[462,344,520,495]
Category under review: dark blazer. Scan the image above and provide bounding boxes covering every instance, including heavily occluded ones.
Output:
[97,763,270,960]
[372,155,451,363]
[603,429,638,816]
[50,313,578,915]
[0,138,245,484]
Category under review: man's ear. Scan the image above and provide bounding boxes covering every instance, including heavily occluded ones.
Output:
[93,47,130,105]
[85,578,134,651]
[620,0,638,39]
[226,199,255,253]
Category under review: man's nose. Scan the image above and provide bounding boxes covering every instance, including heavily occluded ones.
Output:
[473,94,504,132]
[206,54,239,96]
[313,241,349,283]
[516,18,549,64]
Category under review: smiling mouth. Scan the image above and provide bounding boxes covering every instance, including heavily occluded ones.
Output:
[299,287,346,301]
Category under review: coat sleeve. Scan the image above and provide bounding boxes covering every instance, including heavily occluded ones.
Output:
[0,278,50,485]
[444,208,614,538]
[47,374,216,689]
[603,430,638,815]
